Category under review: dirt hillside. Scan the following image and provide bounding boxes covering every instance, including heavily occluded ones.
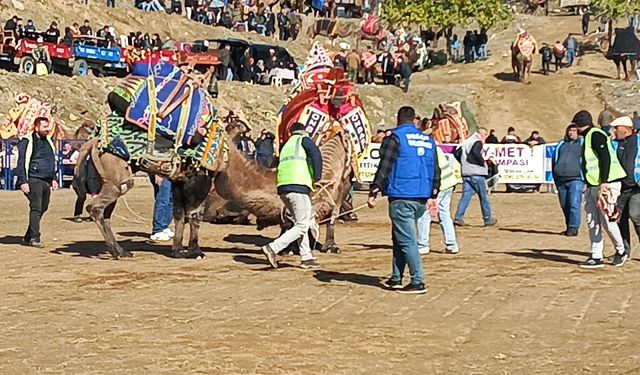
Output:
[0,1,636,141]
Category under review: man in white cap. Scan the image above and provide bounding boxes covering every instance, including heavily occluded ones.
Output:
[611,116,640,265]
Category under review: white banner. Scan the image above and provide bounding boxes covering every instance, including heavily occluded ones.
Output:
[358,142,548,184]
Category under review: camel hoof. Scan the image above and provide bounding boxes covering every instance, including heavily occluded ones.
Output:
[171,250,188,259]
[119,250,134,258]
[321,244,341,254]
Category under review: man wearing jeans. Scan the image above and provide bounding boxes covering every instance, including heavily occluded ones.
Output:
[368,106,440,295]
[262,123,322,269]
[552,124,584,236]
[150,174,174,242]
[417,146,458,254]
[454,128,497,227]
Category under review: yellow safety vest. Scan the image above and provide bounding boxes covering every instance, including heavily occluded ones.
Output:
[584,127,626,185]
[437,148,457,190]
[276,134,313,189]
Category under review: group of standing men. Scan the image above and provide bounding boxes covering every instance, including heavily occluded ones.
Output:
[553,110,640,268]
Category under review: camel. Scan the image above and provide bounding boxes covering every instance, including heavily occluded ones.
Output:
[597,32,639,81]
[306,18,359,45]
[214,119,352,253]
[511,42,534,83]
[75,138,217,259]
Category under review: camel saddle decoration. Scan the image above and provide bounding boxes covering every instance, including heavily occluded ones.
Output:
[95,60,224,178]
[427,101,477,144]
[277,42,372,181]
[0,93,63,140]
[514,31,537,59]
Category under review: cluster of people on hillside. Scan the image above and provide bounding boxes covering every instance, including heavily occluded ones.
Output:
[455,29,489,64]
[538,33,580,75]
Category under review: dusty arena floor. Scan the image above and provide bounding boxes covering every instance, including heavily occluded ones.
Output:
[1,184,639,374]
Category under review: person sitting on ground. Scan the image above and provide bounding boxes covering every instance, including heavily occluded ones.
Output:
[524,130,546,146]
[44,22,60,44]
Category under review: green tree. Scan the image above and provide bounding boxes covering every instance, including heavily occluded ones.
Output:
[590,0,640,20]
[381,0,512,30]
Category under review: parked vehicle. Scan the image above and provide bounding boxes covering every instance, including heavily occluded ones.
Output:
[71,36,128,77]
[192,38,298,81]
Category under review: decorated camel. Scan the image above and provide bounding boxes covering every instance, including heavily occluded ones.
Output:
[212,43,372,253]
[511,30,537,83]
[75,60,226,259]
[426,101,476,144]
[0,93,64,141]
[596,26,640,81]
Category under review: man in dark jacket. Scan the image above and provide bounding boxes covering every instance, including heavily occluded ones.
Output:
[539,43,552,75]
[16,117,58,248]
[453,128,496,226]
[254,129,275,168]
[379,52,394,85]
[261,123,323,269]
[574,110,627,268]
[44,22,60,43]
[368,106,440,295]
[611,116,640,265]
[552,124,583,236]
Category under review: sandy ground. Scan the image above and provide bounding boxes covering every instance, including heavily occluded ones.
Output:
[1,184,639,374]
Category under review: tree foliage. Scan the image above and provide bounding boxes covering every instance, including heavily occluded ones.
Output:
[381,0,512,30]
[590,0,640,19]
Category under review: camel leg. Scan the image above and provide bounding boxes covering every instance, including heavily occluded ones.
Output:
[170,182,187,258]
[615,59,622,80]
[88,182,128,259]
[187,210,204,259]
[104,201,132,258]
[321,203,342,254]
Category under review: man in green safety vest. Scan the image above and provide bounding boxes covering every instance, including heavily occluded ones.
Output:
[261,123,323,269]
[573,110,627,269]
[416,124,459,254]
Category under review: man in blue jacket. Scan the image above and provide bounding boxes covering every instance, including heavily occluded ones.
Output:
[16,117,58,248]
[552,124,584,236]
[368,106,440,295]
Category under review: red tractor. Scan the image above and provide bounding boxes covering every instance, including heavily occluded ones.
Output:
[1,31,76,75]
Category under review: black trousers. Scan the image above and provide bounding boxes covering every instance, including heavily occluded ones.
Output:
[617,189,640,256]
[25,178,51,242]
[542,60,550,74]
[582,22,589,35]
[256,155,274,169]
[554,56,563,71]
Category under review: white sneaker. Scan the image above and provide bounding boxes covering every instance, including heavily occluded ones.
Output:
[163,228,175,238]
[418,246,430,255]
[150,232,171,242]
[370,82,376,86]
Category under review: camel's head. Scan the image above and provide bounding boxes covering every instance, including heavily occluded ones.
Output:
[223,111,251,139]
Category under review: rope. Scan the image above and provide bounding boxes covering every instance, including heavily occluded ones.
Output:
[122,196,150,223]
[318,203,368,225]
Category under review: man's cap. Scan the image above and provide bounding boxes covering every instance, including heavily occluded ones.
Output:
[571,110,593,127]
[610,116,634,128]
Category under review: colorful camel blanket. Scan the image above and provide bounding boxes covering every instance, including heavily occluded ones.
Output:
[109,60,214,148]
[95,111,225,173]
[277,42,372,175]
[0,93,63,140]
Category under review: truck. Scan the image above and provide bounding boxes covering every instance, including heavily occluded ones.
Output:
[558,0,590,15]
[71,36,128,77]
